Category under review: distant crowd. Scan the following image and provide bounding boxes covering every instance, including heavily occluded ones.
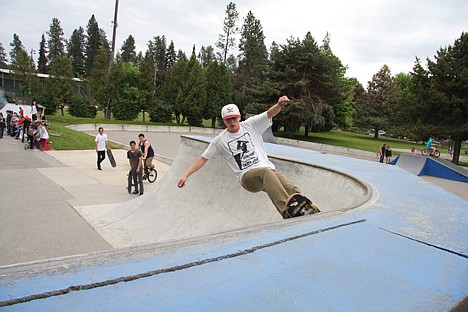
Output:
[0,102,50,151]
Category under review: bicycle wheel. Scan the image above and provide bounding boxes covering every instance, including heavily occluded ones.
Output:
[421,149,428,156]
[434,150,440,157]
[147,168,157,183]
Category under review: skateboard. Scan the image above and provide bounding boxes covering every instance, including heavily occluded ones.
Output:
[107,149,116,167]
[286,194,320,218]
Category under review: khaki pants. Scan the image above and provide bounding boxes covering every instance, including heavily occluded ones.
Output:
[241,167,300,218]
[144,157,154,170]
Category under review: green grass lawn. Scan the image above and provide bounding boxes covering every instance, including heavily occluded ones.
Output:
[275,130,425,154]
[46,111,172,150]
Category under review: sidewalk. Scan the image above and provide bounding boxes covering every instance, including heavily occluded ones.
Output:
[0,135,170,266]
[0,136,112,266]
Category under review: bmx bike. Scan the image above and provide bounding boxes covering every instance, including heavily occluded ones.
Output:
[421,148,440,157]
[127,162,157,193]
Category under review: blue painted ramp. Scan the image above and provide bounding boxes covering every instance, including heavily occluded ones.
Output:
[391,153,468,183]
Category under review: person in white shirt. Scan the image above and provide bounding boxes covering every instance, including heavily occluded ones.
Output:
[177,96,318,218]
[95,127,108,170]
[36,121,49,151]
[30,101,38,121]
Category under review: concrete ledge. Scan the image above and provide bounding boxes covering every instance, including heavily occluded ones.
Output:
[67,124,378,160]
[277,137,378,159]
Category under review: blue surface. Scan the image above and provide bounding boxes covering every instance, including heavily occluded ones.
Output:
[1,138,467,311]
[391,154,468,183]
[423,157,468,183]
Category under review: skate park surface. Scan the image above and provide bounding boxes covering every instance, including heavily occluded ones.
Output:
[0,128,467,311]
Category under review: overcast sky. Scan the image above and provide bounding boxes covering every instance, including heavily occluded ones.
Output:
[1,0,467,85]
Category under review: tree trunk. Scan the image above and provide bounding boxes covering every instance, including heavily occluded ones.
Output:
[211,116,216,128]
[60,106,64,116]
[452,136,461,165]
[373,128,379,140]
[105,98,112,119]
[304,121,309,137]
[142,111,145,122]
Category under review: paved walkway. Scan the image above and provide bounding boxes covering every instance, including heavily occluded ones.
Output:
[0,136,112,266]
[0,135,169,266]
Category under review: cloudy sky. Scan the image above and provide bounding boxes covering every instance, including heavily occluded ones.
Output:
[1,0,466,85]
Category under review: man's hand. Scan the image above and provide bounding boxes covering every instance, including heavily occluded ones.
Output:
[267,95,290,119]
[177,176,187,188]
[277,95,290,108]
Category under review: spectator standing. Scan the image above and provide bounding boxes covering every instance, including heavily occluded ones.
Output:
[95,127,108,170]
[127,140,144,195]
[0,113,5,138]
[6,111,12,135]
[379,144,387,163]
[22,116,31,143]
[30,101,38,121]
[385,146,393,164]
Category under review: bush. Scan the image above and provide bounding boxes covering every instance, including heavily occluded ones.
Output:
[67,97,97,118]
[149,101,173,123]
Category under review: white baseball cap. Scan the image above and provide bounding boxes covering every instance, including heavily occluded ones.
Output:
[221,104,241,120]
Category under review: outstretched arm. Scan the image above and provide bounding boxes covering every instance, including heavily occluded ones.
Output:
[177,156,209,188]
[267,95,290,119]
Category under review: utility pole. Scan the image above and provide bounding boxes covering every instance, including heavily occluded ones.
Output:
[106,0,119,119]
[109,0,119,70]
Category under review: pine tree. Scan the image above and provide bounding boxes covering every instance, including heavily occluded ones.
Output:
[67,27,86,77]
[205,61,232,127]
[47,17,66,63]
[216,2,239,63]
[9,34,25,66]
[10,49,38,97]
[148,35,168,91]
[85,15,102,76]
[198,45,215,67]
[165,40,177,69]
[162,55,188,124]
[0,42,7,68]
[237,11,268,103]
[37,34,48,74]
[184,52,207,126]
[120,35,137,65]
[410,32,468,164]
[139,50,156,121]
[88,48,110,112]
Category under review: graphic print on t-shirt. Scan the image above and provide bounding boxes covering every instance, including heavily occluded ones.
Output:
[228,133,259,170]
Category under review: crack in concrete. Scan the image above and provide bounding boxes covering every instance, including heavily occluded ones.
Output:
[379,227,467,259]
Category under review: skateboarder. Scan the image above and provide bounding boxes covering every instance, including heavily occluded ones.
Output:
[95,127,108,170]
[177,95,319,219]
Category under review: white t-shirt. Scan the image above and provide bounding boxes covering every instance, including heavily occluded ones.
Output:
[39,126,49,139]
[95,133,108,151]
[202,111,274,182]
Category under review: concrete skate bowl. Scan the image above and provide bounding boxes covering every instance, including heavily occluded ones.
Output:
[81,136,374,248]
